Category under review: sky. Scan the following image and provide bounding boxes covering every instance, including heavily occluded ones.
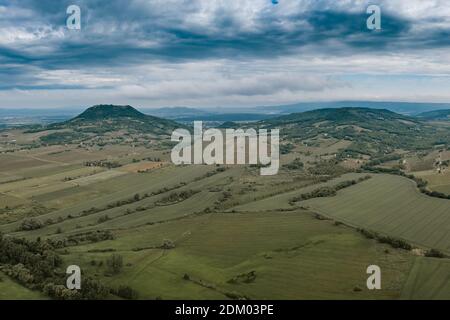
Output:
[1,0,450,109]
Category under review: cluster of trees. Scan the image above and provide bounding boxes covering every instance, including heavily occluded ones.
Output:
[283,158,304,170]
[66,230,115,246]
[40,131,86,145]
[43,230,115,249]
[105,254,123,275]
[43,278,110,300]
[160,239,176,250]
[308,160,349,176]
[227,271,257,284]
[0,234,110,299]
[195,167,227,181]
[289,176,371,204]
[111,285,139,300]
[80,183,189,218]
[280,143,295,155]
[424,249,446,258]
[19,218,43,231]
[142,156,162,162]
[364,154,402,167]
[97,215,110,224]
[84,160,121,169]
[156,190,199,206]
[290,186,337,204]
[357,228,412,250]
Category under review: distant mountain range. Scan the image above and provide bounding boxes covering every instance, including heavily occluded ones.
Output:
[144,101,450,121]
[1,101,450,128]
[257,101,450,116]
[4,105,448,153]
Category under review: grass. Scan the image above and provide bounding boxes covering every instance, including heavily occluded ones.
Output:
[0,272,47,300]
[63,211,416,300]
[401,257,450,300]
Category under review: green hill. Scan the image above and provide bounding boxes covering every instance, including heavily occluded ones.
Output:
[417,109,450,121]
[260,107,449,157]
[71,105,147,121]
[262,107,418,127]
[218,121,239,129]
[39,105,183,145]
[68,105,180,131]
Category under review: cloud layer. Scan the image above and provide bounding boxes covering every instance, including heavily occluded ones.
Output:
[1,0,450,107]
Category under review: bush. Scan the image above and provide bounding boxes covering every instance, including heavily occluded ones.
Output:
[284,158,304,170]
[115,285,139,299]
[161,239,175,249]
[106,254,124,275]
[97,215,110,224]
[19,218,43,231]
[357,228,412,250]
[424,249,445,258]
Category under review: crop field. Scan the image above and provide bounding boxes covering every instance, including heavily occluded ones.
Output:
[414,170,450,194]
[401,257,450,300]
[302,174,450,253]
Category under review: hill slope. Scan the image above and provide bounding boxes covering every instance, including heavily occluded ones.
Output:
[68,105,180,130]
[417,109,450,121]
[260,107,449,156]
[71,105,147,121]
[39,105,183,145]
[259,101,450,115]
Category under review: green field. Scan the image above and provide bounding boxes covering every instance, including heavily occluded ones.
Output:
[301,174,450,253]
[415,170,450,195]
[401,257,450,300]
[63,211,414,300]
[0,106,449,300]
[0,272,47,300]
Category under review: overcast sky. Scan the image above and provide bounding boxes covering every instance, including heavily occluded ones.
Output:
[1,0,450,108]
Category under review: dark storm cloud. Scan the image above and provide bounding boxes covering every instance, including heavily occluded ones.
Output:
[0,0,449,93]
[0,1,437,65]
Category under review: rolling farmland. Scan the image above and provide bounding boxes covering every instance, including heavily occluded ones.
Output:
[0,106,449,300]
[62,211,414,300]
[302,174,450,253]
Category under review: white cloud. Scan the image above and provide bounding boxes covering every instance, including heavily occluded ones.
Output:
[1,0,450,107]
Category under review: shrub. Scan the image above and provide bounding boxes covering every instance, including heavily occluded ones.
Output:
[19,218,43,231]
[106,254,124,275]
[97,215,110,224]
[115,285,139,299]
[161,239,175,249]
[424,249,445,258]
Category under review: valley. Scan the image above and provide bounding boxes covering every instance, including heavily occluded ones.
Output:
[0,105,449,300]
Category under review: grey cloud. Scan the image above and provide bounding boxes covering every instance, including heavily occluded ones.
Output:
[0,0,449,106]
